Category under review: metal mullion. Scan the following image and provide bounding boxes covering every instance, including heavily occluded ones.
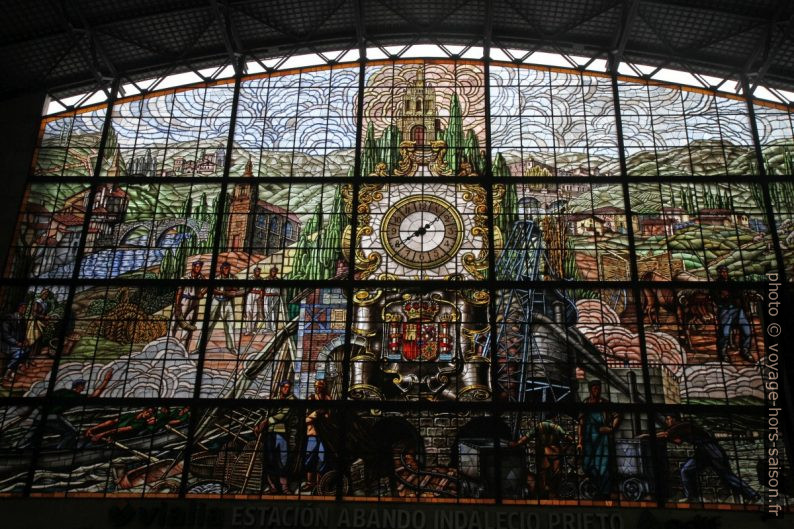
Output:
[678,86,696,178]
[743,76,794,475]
[611,71,667,507]
[177,56,245,498]
[22,78,120,497]
[482,2,502,504]
[288,69,303,179]
[128,92,147,176]
[711,93,732,176]
[319,64,334,178]
[338,6,366,500]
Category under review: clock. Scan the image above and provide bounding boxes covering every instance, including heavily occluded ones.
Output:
[380,195,464,269]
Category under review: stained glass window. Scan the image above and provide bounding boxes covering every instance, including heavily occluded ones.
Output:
[0,58,789,511]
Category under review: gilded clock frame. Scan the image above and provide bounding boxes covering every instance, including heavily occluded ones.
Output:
[379,194,465,270]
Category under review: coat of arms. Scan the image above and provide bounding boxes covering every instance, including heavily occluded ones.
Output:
[383,294,457,363]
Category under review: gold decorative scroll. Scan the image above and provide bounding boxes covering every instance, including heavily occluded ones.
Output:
[341,183,386,280]
[459,184,491,280]
[392,140,419,176]
[428,140,453,176]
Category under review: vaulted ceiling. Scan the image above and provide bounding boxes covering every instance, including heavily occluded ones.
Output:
[2,0,793,100]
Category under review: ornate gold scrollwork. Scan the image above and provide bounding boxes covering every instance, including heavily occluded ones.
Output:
[353,289,383,307]
[429,140,453,176]
[430,292,460,322]
[370,162,388,177]
[341,184,386,279]
[465,289,490,305]
[392,140,419,176]
[459,184,490,279]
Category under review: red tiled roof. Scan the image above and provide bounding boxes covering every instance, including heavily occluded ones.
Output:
[641,218,673,225]
[52,213,84,226]
[591,206,623,215]
[255,200,301,224]
[567,213,605,223]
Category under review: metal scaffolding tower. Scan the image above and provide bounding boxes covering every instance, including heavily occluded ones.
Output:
[483,221,577,433]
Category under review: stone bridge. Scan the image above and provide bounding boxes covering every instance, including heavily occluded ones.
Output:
[113,218,212,246]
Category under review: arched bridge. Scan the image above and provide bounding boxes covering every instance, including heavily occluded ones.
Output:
[113,218,212,246]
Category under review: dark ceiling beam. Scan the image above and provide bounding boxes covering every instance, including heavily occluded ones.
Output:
[495,0,599,60]
[231,4,300,42]
[242,0,352,71]
[39,33,82,84]
[94,27,179,61]
[634,2,736,84]
[44,0,117,89]
[742,0,787,75]
[0,3,212,51]
[354,0,366,55]
[208,0,242,73]
[232,0,349,61]
[6,0,794,100]
[608,0,639,73]
[367,0,482,59]
[140,10,219,92]
[679,21,768,58]
[498,0,624,61]
[484,0,493,54]
[636,0,776,23]
[745,5,794,91]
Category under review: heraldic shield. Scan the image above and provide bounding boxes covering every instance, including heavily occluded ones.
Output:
[347,289,491,401]
[384,293,457,363]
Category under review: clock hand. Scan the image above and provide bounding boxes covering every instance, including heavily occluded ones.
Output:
[395,215,443,248]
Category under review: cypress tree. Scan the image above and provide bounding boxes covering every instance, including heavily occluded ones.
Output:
[178,195,193,237]
[289,204,321,279]
[463,129,484,175]
[160,249,174,279]
[216,195,231,251]
[493,154,517,238]
[362,122,378,176]
[196,193,209,221]
[378,124,402,173]
[492,152,511,177]
[444,93,464,173]
[318,184,344,277]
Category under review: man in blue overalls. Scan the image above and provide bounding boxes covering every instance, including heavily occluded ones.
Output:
[654,414,759,503]
[713,264,753,362]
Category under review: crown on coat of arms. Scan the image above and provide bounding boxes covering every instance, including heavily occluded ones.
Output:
[403,299,440,321]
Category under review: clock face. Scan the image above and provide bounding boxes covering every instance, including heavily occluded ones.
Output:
[380,195,464,269]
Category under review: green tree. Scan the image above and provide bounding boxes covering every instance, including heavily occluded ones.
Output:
[160,249,174,279]
[314,186,344,279]
[196,193,209,221]
[492,152,511,177]
[289,185,346,280]
[213,194,230,251]
[289,205,321,280]
[492,154,518,238]
[444,93,464,173]
[463,129,484,175]
[378,124,402,173]
[362,122,378,176]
